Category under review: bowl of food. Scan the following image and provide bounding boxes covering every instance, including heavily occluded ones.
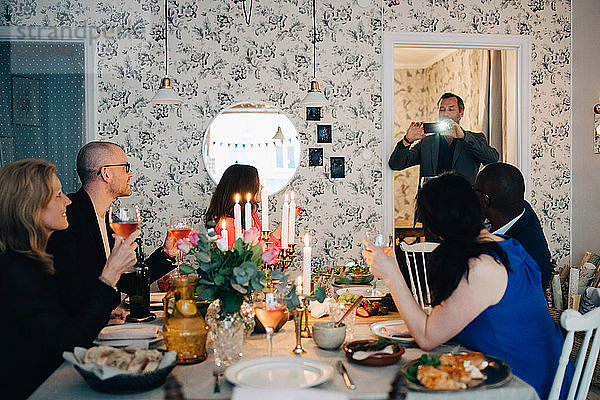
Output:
[344,339,404,366]
[64,346,177,393]
[334,266,373,285]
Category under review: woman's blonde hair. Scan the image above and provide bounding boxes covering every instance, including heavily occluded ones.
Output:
[0,159,57,273]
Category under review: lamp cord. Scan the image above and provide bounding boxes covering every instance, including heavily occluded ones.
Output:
[164,0,168,77]
[312,0,316,79]
[242,0,253,25]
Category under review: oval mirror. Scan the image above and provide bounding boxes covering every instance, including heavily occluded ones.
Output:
[203,102,301,194]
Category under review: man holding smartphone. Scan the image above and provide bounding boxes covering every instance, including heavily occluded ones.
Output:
[389,92,499,185]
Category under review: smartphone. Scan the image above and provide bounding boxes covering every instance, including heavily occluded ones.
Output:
[423,121,450,134]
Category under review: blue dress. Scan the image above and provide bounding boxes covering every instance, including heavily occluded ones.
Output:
[455,237,572,399]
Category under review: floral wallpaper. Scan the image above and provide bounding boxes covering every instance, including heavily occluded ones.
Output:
[394,48,485,223]
[2,0,572,265]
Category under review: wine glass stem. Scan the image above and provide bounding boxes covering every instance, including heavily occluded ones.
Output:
[265,327,274,357]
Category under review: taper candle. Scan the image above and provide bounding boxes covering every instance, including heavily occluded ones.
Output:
[234,193,242,240]
[303,233,311,295]
[261,186,269,230]
[244,193,252,231]
[288,192,296,245]
[281,193,289,248]
[221,219,229,249]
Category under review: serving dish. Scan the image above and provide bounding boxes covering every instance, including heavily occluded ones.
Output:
[401,353,512,391]
[344,340,405,366]
[336,287,388,299]
[225,356,333,389]
[334,273,374,285]
[370,320,415,344]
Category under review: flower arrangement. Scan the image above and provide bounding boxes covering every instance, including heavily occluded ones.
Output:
[176,223,325,316]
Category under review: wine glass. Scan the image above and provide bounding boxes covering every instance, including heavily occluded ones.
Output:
[168,217,192,265]
[109,205,141,238]
[364,231,394,296]
[252,291,287,357]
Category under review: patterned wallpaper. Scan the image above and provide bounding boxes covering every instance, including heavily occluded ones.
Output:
[393,48,485,223]
[2,0,572,266]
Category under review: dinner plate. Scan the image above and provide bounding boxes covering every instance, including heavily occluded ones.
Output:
[224,357,334,389]
[93,334,163,348]
[370,320,415,344]
[400,354,513,391]
[336,287,388,299]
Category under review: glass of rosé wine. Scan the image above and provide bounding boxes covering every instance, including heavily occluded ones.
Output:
[168,217,193,265]
[109,205,141,238]
[252,290,287,357]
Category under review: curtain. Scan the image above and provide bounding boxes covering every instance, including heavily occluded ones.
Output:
[479,50,505,161]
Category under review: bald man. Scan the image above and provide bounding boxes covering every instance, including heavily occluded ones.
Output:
[474,162,553,290]
[48,141,178,310]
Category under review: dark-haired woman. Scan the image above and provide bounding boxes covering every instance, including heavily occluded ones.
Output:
[0,159,138,399]
[364,173,571,400]
[206,164,293,249]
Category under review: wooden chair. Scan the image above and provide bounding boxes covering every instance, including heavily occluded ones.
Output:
[549,307,600,400]
[399,242,439,309]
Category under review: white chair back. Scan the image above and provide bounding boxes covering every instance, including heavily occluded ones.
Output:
[399,242,439,308]
[549,307,600,400]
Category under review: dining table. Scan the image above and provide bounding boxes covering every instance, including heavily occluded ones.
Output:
[30,305,540,400]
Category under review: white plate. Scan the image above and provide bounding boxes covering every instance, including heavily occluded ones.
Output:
[225,357,334,389]
[370,320,415,344]
[336,287,388,298]
[93,334,163,348]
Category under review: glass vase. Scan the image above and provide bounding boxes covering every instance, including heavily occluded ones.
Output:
[206,301,246,368]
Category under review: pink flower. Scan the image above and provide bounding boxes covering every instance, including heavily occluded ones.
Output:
[176,238,192,254]
[243,226,260,245]
[261,247,279,264]
[188,229,199,246]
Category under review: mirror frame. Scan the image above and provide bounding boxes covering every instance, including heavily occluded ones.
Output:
[382,31,531,236]
[202,100,301,195]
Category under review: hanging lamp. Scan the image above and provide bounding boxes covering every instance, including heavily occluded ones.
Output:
[151,0,182,104]
[273,111,285,142]
[300,0,328,107]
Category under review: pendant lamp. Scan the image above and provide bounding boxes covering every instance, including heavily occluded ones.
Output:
[300,0,328,107]
[273,111,285,142]
[151,0,182,104]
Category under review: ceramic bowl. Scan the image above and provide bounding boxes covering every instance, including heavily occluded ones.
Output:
[344,340,405,366]
[312,321,346,350]
[334,274,374,285]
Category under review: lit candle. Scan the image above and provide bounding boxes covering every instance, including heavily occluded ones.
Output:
[244,193,252,231]
[288,192,296,245]
[261,186,269,231]
[234,193,242,241]
[303,233,311,295]
[281,193,289,249]
[221,219,229,249]
[296,276,302,295]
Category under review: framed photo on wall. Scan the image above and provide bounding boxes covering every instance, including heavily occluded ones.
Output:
[12,76,41,127]
[309,148,323,166]
[330,157,345,178]
[316,124,332,143]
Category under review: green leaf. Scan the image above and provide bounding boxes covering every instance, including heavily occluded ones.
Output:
[285,288,301,310]
[179,263,196,275]
[312,287,326,303]
[199,287,216,301]
[223,292,243,314]
[250,244,263,263]
[195,252,211,263]
[270,269,285,282]
[232,238,244,253]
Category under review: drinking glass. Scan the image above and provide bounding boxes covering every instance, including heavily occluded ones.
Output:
[109,205,141,238]
[252,291,287,357]
[168,217,192,264]
[364,231,394,296]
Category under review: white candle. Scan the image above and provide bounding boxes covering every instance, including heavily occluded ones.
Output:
[288,192,296,245]
[221,219,229,249]
[244,193,252,231]
[281,193,289,249]
[296,276,302,295]
[234,193,242,240]
[261,186,269,231]
[303,233,311,295]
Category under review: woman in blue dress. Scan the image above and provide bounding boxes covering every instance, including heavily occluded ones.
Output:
[364,172,571,399]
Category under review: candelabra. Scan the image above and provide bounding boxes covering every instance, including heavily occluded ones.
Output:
[301,297,311,338]
[261,230,271,244]
[277,244,296,271]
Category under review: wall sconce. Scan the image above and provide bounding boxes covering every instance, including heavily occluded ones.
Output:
[594,100,600,153]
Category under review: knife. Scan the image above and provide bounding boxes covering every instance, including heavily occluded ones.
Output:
[336,360,356,390]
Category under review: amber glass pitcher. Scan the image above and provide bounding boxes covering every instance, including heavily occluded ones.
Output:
[163,274,209,364]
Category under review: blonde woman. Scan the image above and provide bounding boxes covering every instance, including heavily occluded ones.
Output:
[0,159,138,399]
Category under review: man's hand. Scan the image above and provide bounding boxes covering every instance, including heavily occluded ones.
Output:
[405,122,425,143]
[108,307,126,325]
[162,230,179,258]
[444,120,465,139]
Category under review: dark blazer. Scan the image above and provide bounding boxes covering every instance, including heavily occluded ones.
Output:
[505,201,553,291]
[0,251,115,399]
[388,130,499,184]
[47,188,175,308]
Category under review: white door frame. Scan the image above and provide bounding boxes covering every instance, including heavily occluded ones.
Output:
[0,26,98,143]
[382,31,531,236]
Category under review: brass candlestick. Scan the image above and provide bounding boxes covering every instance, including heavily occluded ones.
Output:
[261,230,271,243]
[301,297,311,338]
[291,308,306,355]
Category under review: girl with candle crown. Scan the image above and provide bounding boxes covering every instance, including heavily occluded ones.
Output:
[206,164,297,249]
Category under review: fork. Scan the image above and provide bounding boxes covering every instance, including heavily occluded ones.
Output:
[213,369,223,393]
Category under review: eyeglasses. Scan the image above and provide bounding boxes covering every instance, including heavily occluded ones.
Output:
[97,163,131,175]
[473,187,491,206]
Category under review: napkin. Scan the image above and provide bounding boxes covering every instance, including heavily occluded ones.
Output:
[97,324,160,340]
[62,347,176,380]
[232,387,348,400]
[383,324,411,338]
[309,298,336,318]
